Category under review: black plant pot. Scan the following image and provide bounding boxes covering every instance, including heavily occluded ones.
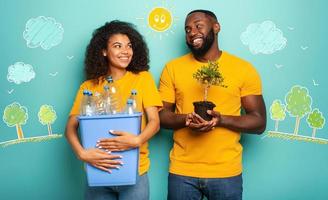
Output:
[193,101,216,121]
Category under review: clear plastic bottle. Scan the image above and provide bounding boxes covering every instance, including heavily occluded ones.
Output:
[124,99,136,115]
[94,91,105,115]
[104,76,123,114]
[102,85,112,114]
[80,90,96,116]
[129,89,138,111]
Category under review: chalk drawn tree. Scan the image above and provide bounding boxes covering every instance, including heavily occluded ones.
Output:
[285,86,312,135]
[270,100,286,131]
[307,109,325,138]
[3,102,28,139]
[38,105,57,135]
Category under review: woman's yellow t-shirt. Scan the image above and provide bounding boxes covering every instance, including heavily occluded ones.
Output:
[70,71,162,175]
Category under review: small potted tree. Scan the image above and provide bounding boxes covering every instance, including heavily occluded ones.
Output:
[193,61,226,121]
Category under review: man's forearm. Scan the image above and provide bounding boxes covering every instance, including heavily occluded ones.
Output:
[219,113,266,134]
[159,109,187,130]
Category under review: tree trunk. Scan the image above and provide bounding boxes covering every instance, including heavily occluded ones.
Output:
[204,84,209,102]
[47,123,53,135]
[312,128,317,138]
[16,124,24,139]
[275,120,279,131]
[293,117,301,135]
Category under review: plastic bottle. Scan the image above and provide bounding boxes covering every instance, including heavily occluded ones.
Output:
[80,90,96,116]
[94,91,105,115]
[129,89,138,111]
[104,76,123,114]
[124,99,136,115]
[102,85,112,114]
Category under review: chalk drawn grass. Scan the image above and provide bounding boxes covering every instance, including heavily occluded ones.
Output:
[267,131,328,145]
[0,134,62,148]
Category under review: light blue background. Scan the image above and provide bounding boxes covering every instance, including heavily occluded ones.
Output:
[1,0,327,199]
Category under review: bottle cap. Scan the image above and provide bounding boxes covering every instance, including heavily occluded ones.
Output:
[106,76,113,83]
[127,99,133,104]
[83,90,89,95]
[131,89,137,95]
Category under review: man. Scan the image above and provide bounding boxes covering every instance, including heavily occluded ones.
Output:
[159,10,266,200]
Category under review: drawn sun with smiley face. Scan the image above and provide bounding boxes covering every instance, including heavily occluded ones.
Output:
[137,3,178,40]
[148,7,172,32]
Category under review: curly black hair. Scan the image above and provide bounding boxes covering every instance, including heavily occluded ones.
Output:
[84,20,149,80]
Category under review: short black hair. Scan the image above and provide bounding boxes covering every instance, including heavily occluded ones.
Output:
[187,9,218,22]
[84,20,149,80]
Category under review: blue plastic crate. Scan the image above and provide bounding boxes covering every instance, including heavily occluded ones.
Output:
[78,112,142,186]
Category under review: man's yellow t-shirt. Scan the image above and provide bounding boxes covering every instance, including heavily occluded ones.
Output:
[70,71,163,175]
[159,51,262,178]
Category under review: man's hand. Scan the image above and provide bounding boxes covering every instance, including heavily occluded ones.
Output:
[185,111,220,132]
[97,130,141,152]
[207,110,221,128]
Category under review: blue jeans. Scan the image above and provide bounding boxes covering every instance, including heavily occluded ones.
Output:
[168,173,242,200]
[85,173,149,200]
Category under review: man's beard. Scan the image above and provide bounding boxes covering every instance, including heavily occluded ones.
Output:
[187,29,215,57]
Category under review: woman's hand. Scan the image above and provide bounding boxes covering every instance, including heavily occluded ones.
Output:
[78,148,123,173]
[97,130,142,152]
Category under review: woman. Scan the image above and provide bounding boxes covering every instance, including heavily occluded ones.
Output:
[65,20,162,200]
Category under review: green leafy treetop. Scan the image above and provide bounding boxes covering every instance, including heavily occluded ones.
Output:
[193,61,226,101]
[38,105,57,125]
[3,102,28,127]
[285,86,312,118]
[307,108,325,129]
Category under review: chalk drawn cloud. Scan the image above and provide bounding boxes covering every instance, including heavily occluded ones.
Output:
[23,16,64,50]
[7,62,35,84]
[240,20,287,54]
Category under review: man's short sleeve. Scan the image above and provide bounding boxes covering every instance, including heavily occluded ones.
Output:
[240,64,262,97]
[159,65,175,103]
